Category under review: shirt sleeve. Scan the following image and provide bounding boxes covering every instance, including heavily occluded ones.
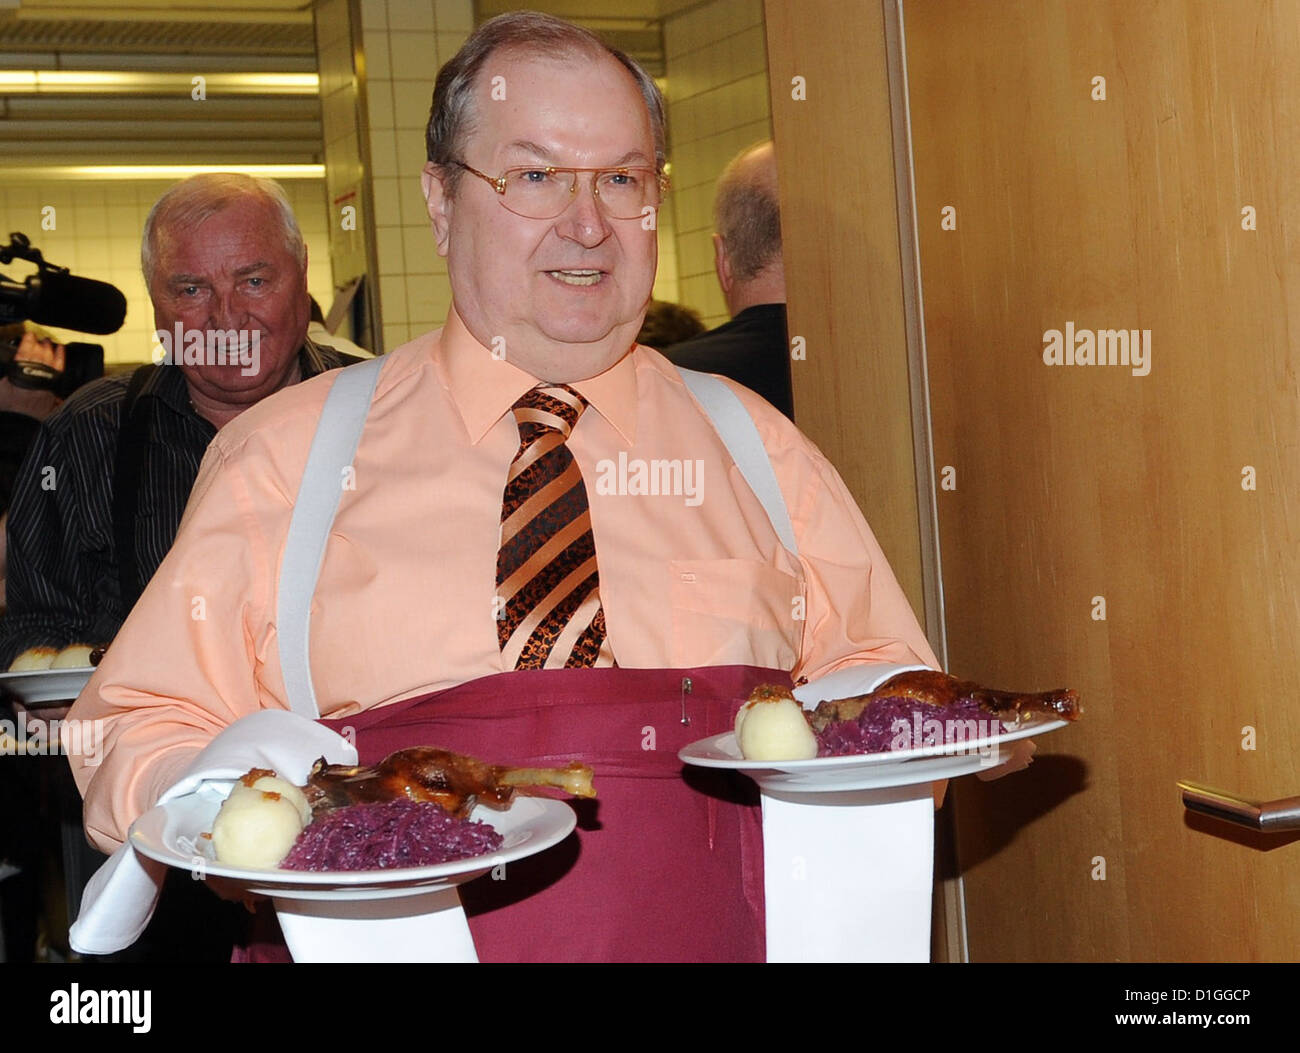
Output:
[0,409,42,515]
[68,438,284,853]
[731,383,940,681]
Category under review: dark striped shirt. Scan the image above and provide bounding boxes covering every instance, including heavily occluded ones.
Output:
[0,340,358,667]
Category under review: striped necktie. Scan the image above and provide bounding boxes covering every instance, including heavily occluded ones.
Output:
[496,384,615,669]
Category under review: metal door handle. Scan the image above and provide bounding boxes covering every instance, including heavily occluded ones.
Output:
[1178,780,1300,832]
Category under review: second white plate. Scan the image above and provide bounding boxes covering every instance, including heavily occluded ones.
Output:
[679,713,1069,792]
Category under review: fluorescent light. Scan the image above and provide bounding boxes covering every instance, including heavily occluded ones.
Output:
[0,71,318,94]
[0,164,325,181]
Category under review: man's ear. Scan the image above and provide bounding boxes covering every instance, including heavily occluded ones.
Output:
[712,233,733,296]
[422,163,452,258]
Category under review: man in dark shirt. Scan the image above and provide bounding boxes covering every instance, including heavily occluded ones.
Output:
[664,140,793,420]
[0,172,359,963]
[0,173,359,668]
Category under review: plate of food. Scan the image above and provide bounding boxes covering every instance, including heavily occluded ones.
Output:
[0,644,103,705]
[129,747,593,901]
[679,670,1079,792]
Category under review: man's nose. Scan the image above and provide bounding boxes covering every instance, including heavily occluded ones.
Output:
[554,177,612,246]
[209,287,251,328]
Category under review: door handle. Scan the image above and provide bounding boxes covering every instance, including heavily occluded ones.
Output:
[1178,780,1300,832]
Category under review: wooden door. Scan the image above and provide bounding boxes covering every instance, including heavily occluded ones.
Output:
[904,0,1300,960]
[763,0,956,957]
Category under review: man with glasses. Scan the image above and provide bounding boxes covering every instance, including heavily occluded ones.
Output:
[66,12,937,962]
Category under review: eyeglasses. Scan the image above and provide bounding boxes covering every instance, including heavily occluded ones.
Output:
[450,161,669,220]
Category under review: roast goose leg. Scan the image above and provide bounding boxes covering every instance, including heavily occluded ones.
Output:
[806,669,1081,732]
[302,746,596,819]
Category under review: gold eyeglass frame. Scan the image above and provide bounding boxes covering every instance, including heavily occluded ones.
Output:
[450,160,670,219]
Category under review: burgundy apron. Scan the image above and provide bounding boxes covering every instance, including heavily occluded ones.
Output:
[237,664,788,962]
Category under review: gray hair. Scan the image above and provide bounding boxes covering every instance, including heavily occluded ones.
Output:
[714,141,782,282]
[141,173,305,289]
[426,11,666,197]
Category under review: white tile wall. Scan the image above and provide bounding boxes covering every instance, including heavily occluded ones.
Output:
[0,179,334,365]
[353,0,473,350]
[387,0,435,32]
[360,0,388,31]
[663,0,772,327]
[388,32,438,82]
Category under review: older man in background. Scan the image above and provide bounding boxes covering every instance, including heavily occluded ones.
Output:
[68,14,937,962]
[0,174,359,669]
[0,176,358,961]
[665,140,793,419]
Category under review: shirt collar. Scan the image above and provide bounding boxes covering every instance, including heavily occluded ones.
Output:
[299,336,331,376]
[437,306,639,446]
[144,359,191,411]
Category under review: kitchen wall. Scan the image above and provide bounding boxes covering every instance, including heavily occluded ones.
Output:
[0,1,773,364]
[353,0,474,352]
[663,0,772,327]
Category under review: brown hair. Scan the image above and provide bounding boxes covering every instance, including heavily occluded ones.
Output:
[425,11,666,196]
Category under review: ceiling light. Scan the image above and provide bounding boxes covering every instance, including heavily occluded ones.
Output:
[0,71,318,94]
[0,164,325,180]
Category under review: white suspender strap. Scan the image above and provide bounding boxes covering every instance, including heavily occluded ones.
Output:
[277,356,385,719]
[677,367,799,557]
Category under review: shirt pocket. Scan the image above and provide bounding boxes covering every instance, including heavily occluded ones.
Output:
[669,559,802,670]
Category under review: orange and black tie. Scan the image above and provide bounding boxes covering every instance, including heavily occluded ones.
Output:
[496,385,615,669]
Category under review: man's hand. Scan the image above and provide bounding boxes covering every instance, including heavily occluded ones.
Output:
[976,736,1036,781]
[933,738,1036,808]
[0,332,65,421]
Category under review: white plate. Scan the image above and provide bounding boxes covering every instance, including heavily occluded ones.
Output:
[0,666,95,705]
[678,713,1069,792]
[129,791,577,901]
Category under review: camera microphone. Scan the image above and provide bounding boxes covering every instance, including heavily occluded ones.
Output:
[26,269,127,336]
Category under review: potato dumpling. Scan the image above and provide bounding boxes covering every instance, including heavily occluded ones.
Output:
[210,771,312,868]
[9,647,58,672]
[735,694,818,761]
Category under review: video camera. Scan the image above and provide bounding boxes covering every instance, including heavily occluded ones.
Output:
[0,232,126,397]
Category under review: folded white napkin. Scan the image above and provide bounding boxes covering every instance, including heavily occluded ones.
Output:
[763,662,937,962]
[790,663,932,709]
[69,709,356,956]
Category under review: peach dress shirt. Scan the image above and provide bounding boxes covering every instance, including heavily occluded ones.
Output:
[69,307,937,851]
